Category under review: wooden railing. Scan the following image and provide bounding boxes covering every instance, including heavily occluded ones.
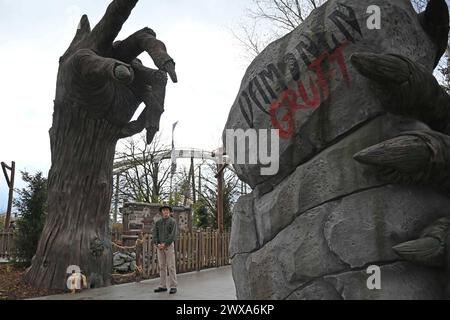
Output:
[111,229,122,243]
[0,232,14,260]
[141,231,231,278]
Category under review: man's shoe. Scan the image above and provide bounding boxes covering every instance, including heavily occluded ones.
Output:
[154,287,168,293]
[169,288,177,294]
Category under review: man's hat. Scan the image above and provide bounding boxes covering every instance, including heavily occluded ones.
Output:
[159,204,173,212]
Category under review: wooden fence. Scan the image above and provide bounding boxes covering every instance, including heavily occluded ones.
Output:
[0,229,231,274]
[141,231,231,278]
[0,232,14,260]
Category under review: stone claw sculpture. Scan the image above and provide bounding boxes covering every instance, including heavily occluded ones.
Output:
[351,0,450,196]
[392,217,450,268]
[392,217,450,297]
[353,131,450,194]
[350,0,450,294]
[350,52,450,135]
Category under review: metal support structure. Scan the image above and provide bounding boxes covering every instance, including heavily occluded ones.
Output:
[215,163,228,268]
[1,161,15,231]
[169,121,178,204]
[190,157,196,204]
[198,165,201,196]
[113,145,229,229]
[169,174,174,204]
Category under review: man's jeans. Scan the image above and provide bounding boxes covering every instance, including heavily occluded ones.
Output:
[157,243,178,289]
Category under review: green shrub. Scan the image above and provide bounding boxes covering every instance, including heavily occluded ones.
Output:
[193,199,210,229]
[11,171,47,266]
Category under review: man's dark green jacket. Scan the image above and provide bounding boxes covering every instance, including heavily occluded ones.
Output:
[153,216,177,246]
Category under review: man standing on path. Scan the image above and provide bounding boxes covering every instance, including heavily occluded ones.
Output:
[153,205,178,294]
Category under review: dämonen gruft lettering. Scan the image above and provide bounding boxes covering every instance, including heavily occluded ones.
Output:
[238,3,363,139]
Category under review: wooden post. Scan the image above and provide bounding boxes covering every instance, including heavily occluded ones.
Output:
[153,242,158,276]
[221,232,224,267]
[216,231,219,267]
[201,231,205,270]
[188,232,194,271]
[198,232,202,270]
[216,164,227,268]
[113,174,119,223]
[174,186,178,206]
[196,231,200,271]
[188,233,192,271]
[180,233,185,273]
[227,232,231,265]
[198,166,201,196]
[1,161,15,231]
[216,164,224,234]
[206,232,209,267]
[123,205,129,232]
[182,233,185,273]
[190,157,196,203]
[142,237,147,278]
[176,234,180,272]
[135,234,142,283]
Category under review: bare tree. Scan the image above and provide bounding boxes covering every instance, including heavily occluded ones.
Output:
[195,162,242,231]
[164,158,243,230]
[234,0,450,87]
[113,133,172,211]
[170,167,193,206]
[411,0,428,11]
[248,0,324,31]
[0,214,5,230]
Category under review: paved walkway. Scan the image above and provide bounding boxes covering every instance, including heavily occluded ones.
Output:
[33,266,236,300]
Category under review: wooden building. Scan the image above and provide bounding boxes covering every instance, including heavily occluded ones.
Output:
[120,202,192,245]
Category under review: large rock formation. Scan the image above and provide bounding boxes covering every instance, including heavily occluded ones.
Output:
[224,0,450,299]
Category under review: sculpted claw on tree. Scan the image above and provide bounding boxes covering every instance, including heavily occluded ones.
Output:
[352,0,450,275]
[24,0,177,289]
[60,0,177,145]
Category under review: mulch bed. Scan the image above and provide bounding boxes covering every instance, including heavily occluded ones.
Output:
[0,264,157,299]
[111,273,138,285]
[111,272,158,285]
[0,264,65,300]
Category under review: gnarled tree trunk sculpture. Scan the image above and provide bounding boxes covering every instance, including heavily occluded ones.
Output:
[24,0,177,289]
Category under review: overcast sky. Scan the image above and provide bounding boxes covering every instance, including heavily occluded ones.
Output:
[0,0,254,212]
